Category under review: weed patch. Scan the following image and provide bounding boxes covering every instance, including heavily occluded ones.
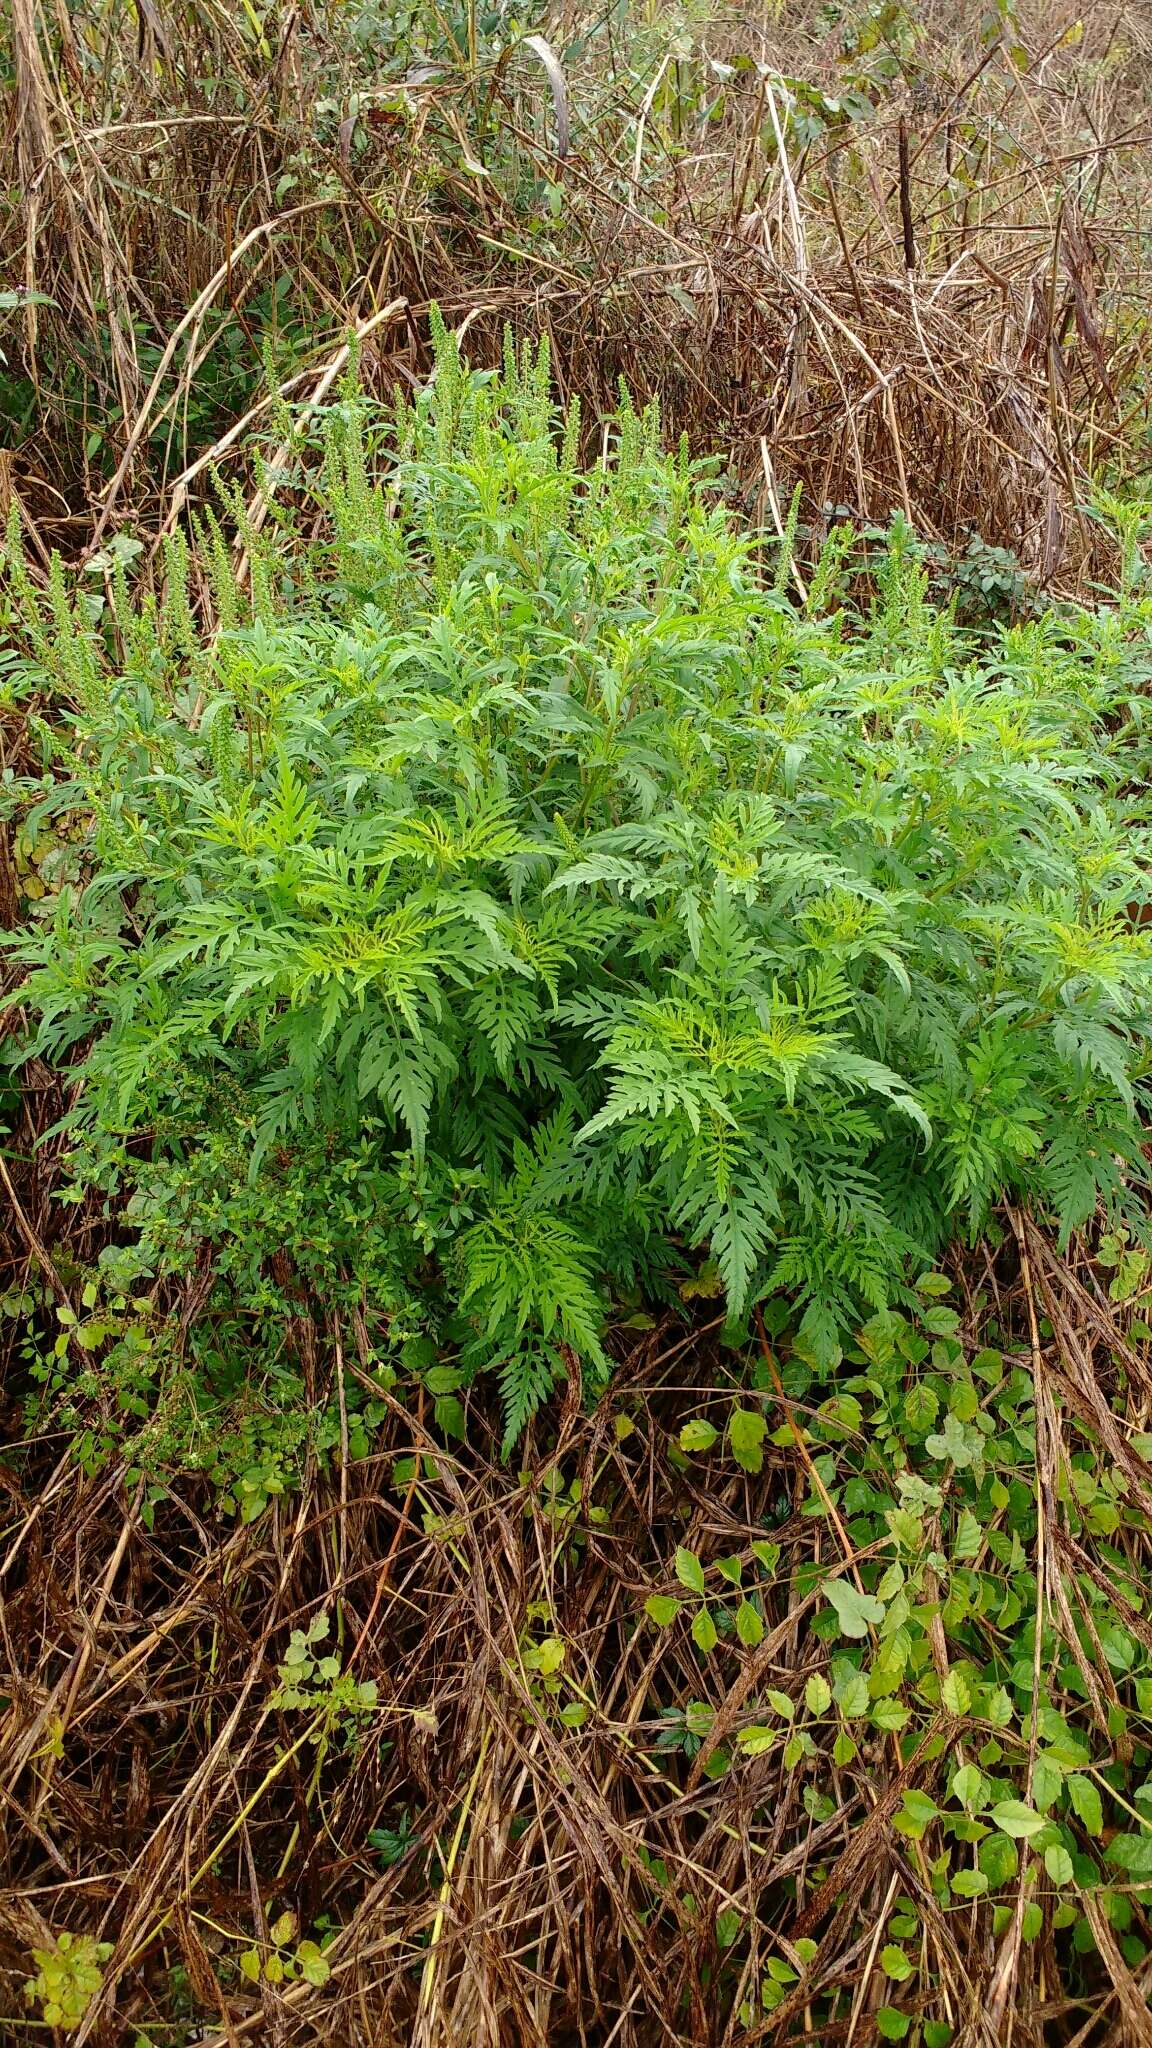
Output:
[5,322,1152,1492]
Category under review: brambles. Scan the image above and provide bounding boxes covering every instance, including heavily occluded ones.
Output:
[6,319,1152,1478]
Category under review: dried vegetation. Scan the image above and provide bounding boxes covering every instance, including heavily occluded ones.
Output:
[3,1,1152,573]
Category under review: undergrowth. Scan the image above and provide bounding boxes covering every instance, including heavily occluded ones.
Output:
[5,319,1152,1492]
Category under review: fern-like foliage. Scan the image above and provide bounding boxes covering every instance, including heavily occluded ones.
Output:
[6,321,1152,1449]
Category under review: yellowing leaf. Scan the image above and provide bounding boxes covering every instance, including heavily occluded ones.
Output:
[691,1605,718,1654]
[805,1673,832,1715]
[645,1594,681,1627]
[737,1725,778,1756]
[679,1418,718,1453]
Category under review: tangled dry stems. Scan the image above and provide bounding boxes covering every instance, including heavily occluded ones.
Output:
[0,1204,1145,2045]
[4,0,1152,586]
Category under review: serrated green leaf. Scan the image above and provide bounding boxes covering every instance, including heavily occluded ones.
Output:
[871,1696,910,1730]
[1044,1844,1074,1886]
[942,1668,971,1716]
[951,1763,983,1808]
[916,1272,953,1296]
[735,1599,764,1646]
[904,1384,939,1434]
[434,1394,467,1439]
[876,2008,911,2040]
[296,1940,330,1987]
[1106,1831,1152,1874]
[805,1673,832,1715]
[822,1578,884,1638]
[837,1671,871,1718]
[691,1605,718,1654]
[728,1407,767,1474]
[991,1799,1045,1839]
[675,1546,706,1595]
[1067,1774,1102,1836]
[737,1725,778,1757]
[646,1594,681,1627]
[679,1418,718,1453]
[715,1907,741,1950]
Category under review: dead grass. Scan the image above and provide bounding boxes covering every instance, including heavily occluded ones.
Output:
[0,1219,1148,2046]
[4,1,1152,588]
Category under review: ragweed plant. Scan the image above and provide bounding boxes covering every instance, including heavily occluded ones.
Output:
[5,315,1152,1461]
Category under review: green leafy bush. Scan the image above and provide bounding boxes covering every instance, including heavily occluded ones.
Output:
[6,320,1152,1455]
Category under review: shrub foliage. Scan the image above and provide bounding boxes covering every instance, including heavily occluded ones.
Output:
[6,322,1152,1455]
